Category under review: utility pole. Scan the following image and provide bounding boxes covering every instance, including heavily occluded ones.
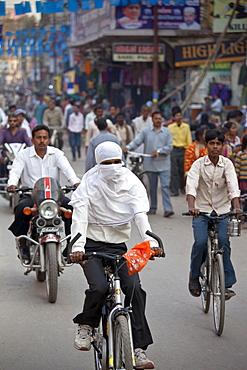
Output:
[152,4,159,108]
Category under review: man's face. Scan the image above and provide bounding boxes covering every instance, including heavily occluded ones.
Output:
[152,113,162,128]
[123,5,141,20]
[117,115,124,125]
[142,107,149,118]
[95,108,103,118]
[8,117,18,128]
[73,105,79,114]
[206,138,223,160]
[17,114,24,125]
[48,102,55,110]
[174,112,182,124]
[32,130,50,151]
[184,12,195,25]
[110,106,116,115]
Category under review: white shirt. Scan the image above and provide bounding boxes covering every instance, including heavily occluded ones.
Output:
[0,107,7,127]
[84,111,96,131]
[186,155,240,215]
[85,119,115,147]
[21,118,32,138]
[71,204,155,253]
[132,115,153,136]
[210,98,223,113]
[8,145,80,187]
[68,112,84,133]
[179,21,201,30]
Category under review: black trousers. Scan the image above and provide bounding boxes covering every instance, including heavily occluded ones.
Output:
[170,146,185,195]
[73,238,153,350]
[8,195,72,236]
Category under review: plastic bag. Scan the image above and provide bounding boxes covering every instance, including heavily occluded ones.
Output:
[123,241,155,275]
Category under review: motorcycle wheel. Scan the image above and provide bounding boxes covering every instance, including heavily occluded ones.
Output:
[45,242,58,303]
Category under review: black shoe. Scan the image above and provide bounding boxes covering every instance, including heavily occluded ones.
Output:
[170,193,179,197]
[164,211,174,218]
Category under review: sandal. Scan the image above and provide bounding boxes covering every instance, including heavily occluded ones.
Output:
[225,288,236,301]
[189,277,201,297]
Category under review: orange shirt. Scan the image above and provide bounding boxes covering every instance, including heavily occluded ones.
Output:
[184,142,208,175]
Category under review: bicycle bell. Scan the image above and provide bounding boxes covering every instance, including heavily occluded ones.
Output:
[227,218,241,237]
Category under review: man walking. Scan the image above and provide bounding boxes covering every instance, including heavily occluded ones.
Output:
[125,111,174,217]
[168,106,192,196]
[43,100,65,150]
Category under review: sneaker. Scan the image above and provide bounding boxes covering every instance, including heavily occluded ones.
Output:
[74,324,92,351]
[134,348,154,369]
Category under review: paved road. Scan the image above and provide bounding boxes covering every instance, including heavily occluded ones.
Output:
[1,142,247,370]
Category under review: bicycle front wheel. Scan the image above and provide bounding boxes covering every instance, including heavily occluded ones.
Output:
[212,253,225,336]
[113,315,133,370]
[139,172,150,198]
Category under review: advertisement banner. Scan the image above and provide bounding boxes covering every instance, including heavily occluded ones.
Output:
[112,43,165,62]
[175,39,247,67]
[213,0,247,33]
[116,0,201,30]
[0,24,2,41]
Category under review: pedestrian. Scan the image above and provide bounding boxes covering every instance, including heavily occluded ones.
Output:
[184,125,208,178]
[85,105,116,150]
[115,112,133,149]
[168,106,192,196]
[43,100,65,150]
[68,102,84,162]
[186,128,240,300]
[69,141,162,369]
[132,105,153,136]
[85,117,121,172]
[125,111,174,217]
[235,134,247,229]
[15,109,32,138]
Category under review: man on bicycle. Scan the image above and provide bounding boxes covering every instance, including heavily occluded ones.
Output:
[69,141,162,369]
[186,129,241,300]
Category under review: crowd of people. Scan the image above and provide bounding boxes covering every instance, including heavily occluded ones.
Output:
[1,88,247,369]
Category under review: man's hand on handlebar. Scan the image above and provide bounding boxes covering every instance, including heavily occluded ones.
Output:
[73,183,80,188]
[189,208,200,217]
[150,246,163,260]
[7,185,18,193]
[69,251,88,264]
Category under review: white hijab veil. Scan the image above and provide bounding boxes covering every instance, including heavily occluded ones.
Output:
[70,141,149,225]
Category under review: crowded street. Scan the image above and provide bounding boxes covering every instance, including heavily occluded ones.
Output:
[1,141,247,370]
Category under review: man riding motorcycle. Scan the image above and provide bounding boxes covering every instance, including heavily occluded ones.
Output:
[7,124,80,261]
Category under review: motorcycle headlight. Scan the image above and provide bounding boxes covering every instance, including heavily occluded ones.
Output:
[39,199,59,220]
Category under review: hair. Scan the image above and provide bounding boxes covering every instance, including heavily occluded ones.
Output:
[195,125,208,142]
[172,106,181,116]
[227,110,243,120]
[151,111,162,118]
[32,124,51,138]
[200,113,209,125]
[116,112,124,118]
[8,113,17,120]
[94,105,103,113]
[95,117,107,131]
[242,135,247,150]
[224,121,236,130]
[9,104,17,110]
[205,129,225,144]
[49,99,56,105]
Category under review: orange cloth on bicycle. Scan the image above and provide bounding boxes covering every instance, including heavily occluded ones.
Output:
[123,241,155,275]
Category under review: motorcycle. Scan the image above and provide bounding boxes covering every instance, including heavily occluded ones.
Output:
[14,177,75,303]
[0,142,26,209]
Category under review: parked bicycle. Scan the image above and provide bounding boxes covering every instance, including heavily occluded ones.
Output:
[183,211,242,336]
[68,230,165,370]
[127,151,151,197]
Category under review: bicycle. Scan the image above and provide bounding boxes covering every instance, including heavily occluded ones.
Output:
[183,211,242,336]
[127,151,151,197]
[68,230,165,370]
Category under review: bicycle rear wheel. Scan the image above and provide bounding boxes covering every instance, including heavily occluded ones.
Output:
[113,315,133,370]
[212,253,225,336]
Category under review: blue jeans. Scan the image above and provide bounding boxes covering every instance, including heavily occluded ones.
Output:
[190,211,236,288]
[146,170,173,212]
[69,132,81,159]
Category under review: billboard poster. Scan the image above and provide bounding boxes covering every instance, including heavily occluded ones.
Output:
[116,0,201,30]
[213,0,247,33]
[0,24,2,41]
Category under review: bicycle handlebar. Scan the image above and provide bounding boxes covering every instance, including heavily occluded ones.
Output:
[182,211,245,219]
[67,230,165,263]
[127,151,152,158]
